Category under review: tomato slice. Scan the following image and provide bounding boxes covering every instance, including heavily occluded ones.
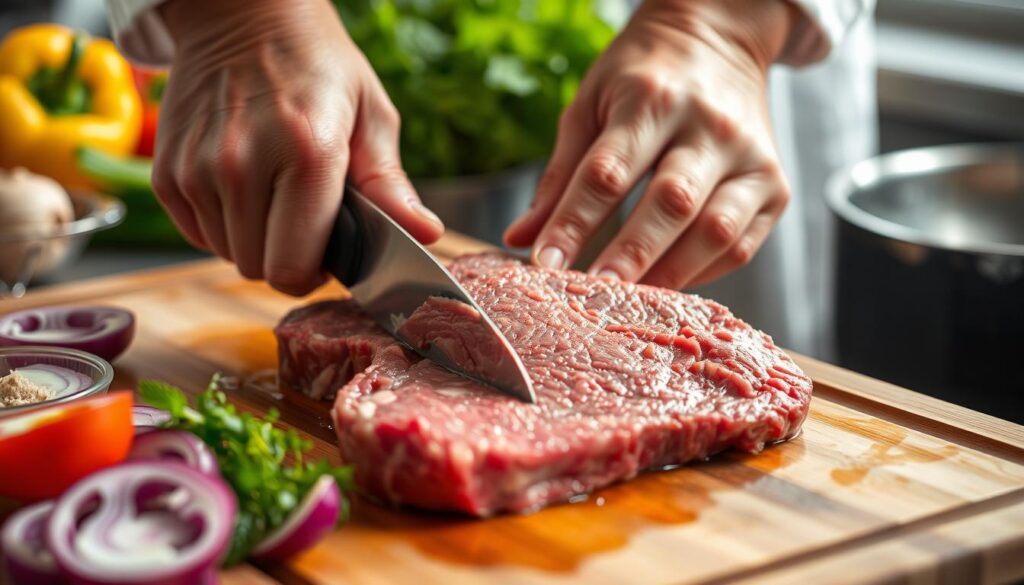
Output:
[0,392,133,501]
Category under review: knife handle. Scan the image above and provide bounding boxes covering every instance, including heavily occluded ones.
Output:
[322,186,364,287]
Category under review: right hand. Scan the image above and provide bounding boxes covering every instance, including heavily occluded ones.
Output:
[154,0,443,295]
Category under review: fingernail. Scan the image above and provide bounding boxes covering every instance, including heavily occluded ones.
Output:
[537,246,565,270]
[595,269,620,281]
[411,201,443,228]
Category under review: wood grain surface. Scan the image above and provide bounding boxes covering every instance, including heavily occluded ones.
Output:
[2,231,1022,585]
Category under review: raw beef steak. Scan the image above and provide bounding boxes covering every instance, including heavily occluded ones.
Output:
[276,253,812,516]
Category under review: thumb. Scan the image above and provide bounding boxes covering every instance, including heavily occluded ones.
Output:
[348,97,443,244]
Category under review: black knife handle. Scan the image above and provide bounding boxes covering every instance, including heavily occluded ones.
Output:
[322,187,364,287]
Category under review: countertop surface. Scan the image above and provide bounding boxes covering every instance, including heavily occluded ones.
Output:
[3,232,1023,585]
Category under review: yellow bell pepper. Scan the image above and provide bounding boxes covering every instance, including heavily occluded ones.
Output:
[0,24,141,188]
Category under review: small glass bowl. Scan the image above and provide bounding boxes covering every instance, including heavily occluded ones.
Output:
[0,346,114,418]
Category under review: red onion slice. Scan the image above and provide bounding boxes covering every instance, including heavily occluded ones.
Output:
[47,462,235,585]
[127,431,219,477]
[0,307,135,362]
[1,501,61,585]
[131,406,171,433]
[251,475,341,561]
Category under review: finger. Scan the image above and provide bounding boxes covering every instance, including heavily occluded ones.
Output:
[263,120,347,296]
[641,177,766,290]
[150,159,208,251]
[587,140,724,281]
[348,94,443,244]
[530,97,678,269]
[504,103,597,248]
[215,128,270,280]
[153,85,217,252]
[687,211,776,287]
[176,128,232,261]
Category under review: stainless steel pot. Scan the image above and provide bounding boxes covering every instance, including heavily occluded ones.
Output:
[827,142,1024,422]
[414,164,542,247]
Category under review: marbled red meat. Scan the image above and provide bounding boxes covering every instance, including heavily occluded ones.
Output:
[276,253,812,516]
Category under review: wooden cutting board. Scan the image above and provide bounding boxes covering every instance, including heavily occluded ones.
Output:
[3,232,1023,585]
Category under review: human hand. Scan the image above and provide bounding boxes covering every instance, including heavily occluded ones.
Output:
[154,0,443,295]
[505,0,797,288]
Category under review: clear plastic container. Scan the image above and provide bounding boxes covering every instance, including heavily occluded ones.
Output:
[0,346,114,417]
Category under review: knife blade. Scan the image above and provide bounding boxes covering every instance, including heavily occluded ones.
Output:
[322,185,536,403]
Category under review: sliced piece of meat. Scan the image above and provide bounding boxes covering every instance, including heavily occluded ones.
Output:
[275,253,812,516]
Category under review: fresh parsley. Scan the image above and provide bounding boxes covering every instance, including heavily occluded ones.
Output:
[139,375,353,566]
[333,0,623,178]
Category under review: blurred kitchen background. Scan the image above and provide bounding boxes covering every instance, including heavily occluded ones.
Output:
[1,0,1021,421]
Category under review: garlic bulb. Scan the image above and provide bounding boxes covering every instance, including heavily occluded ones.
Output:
[0,167,75,282]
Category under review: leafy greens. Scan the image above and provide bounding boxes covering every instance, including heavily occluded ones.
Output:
[334,0,624,177]
[139,375,353,566]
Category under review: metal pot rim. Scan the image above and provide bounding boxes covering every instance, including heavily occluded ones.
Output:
[825,142,1024,257]
[411,161,543,190]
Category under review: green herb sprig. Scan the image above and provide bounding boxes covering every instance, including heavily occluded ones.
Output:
[334,0,623,178]
[140,375,353,566]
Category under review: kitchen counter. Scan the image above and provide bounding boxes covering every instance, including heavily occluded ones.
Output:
[3,231,1023,585]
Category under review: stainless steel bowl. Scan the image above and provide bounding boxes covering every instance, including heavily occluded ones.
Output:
[827,142,1023,421]
[0,191,124,298]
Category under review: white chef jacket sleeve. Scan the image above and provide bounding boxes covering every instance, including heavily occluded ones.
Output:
[104,0,175,67]
[779,0,873,66]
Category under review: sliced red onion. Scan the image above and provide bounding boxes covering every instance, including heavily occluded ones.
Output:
[0,307,135,362]
[15,364,93,397]
[250,475,341,561]
[127,431,219,477]
[47,461,235,585]
[131,406,171,433]
[1,501,61,585]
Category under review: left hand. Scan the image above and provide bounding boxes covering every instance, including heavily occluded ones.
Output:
[505,0,797,289]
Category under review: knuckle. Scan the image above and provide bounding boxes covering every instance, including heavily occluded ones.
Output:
[581,151,630,202]
[281,114,338,172]
[710,113,741,144]
[215,146,248,200]
[265,262,315,296]
[759,161,792,212]
[693,96,741,144]
[150,168,176,201]
[775,183,792,208]
[653,175,700,221]
[631,72,682,107]
[357,163,410,195]
[550,212,589,247]
[617,238,655,271]
[654,264,688,291]
[729,239,756,267]
[176,171,205,204]
[236,261,262,281]
[377,100,401,129]
[703,213,740,247]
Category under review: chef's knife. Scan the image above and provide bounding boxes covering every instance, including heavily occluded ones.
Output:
[323,185,536,403]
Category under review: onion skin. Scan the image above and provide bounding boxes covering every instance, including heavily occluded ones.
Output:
[131,405,171,433]
[251,475,341,561]
[1,501,61,585]
[0,168,74,283]
[127,430,219,477]
[47,461,235,585]
[0,307,135,362]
